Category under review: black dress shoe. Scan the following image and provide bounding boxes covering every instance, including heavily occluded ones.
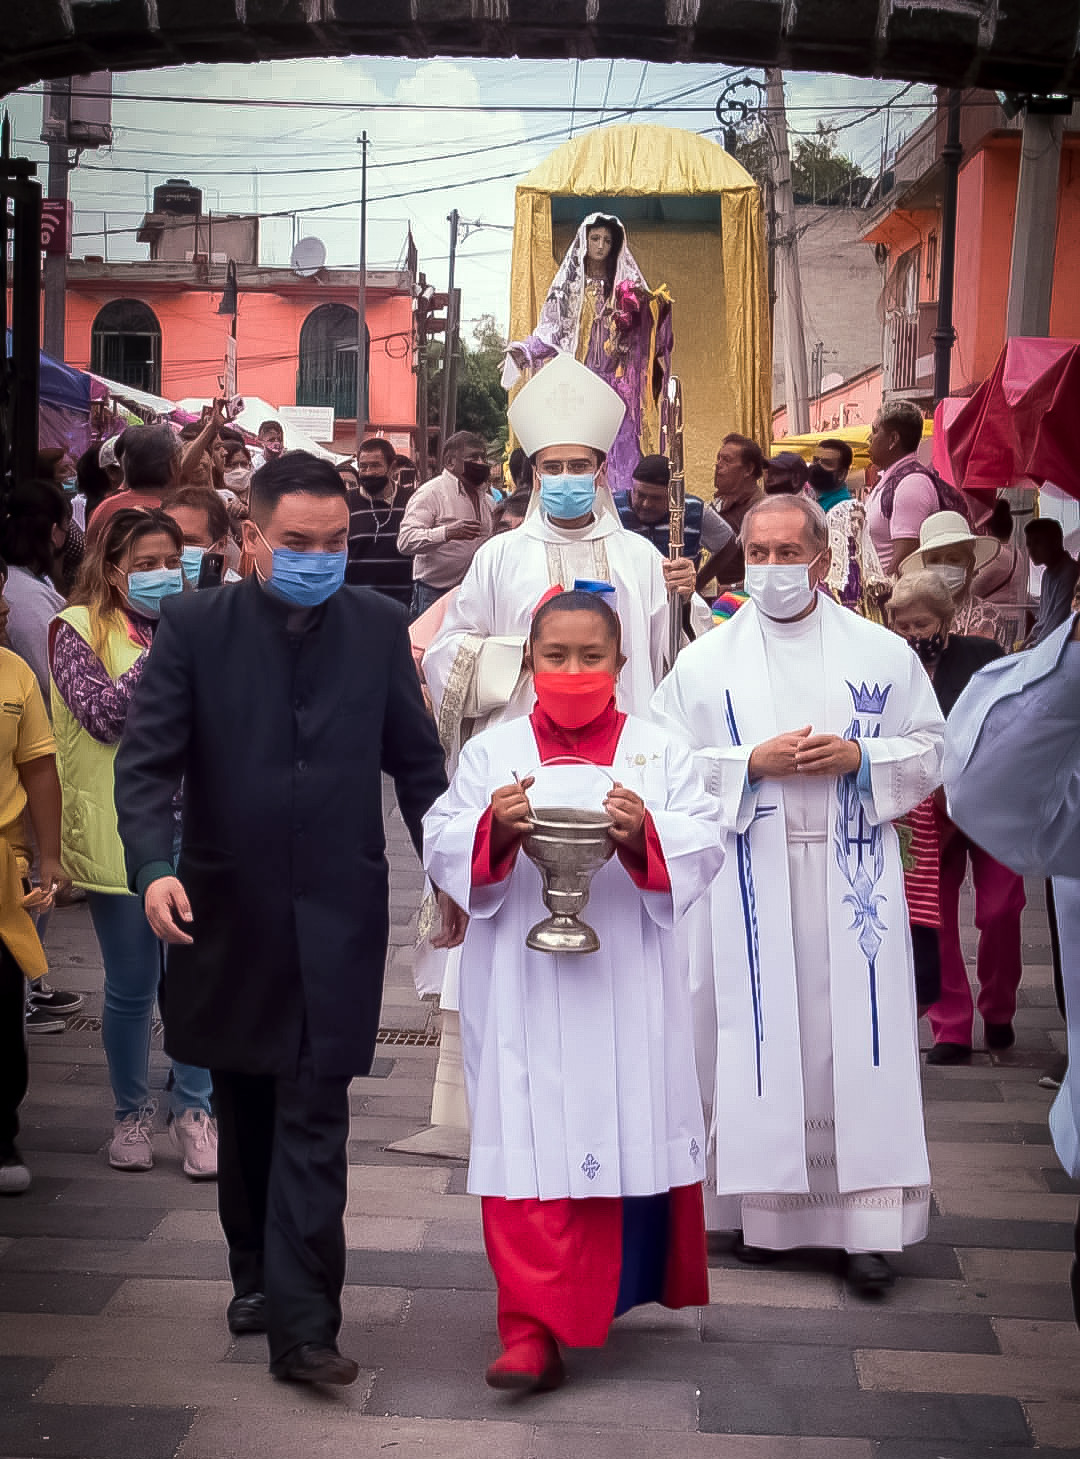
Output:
[227,1292,267,1336]
[985,1021,1015,1050]
[926,1041,972,1066]
[845,1252,895,1297]
[270,1343,360,1386]
[732,1230,781,1265]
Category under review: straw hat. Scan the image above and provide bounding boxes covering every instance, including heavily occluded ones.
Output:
[508,353,625,458]
[899,510,1000,575]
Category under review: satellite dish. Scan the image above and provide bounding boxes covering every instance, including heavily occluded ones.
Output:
[820,372,844,394]
[290,236,326,277]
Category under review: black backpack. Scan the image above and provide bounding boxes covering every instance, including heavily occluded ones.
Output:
[880,459,972,525]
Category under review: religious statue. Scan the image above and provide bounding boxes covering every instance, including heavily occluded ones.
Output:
[505,212,673,494]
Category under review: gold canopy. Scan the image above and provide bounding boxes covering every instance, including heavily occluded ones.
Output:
[508,124,771,502]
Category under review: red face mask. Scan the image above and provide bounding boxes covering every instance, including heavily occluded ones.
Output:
[532,671,616,730]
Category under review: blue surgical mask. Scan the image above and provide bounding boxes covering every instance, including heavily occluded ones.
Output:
[255,526,346,607]
[540,473,597,521]
[126,567,184,618]
[180,545,205,587]
[61,477,78,494]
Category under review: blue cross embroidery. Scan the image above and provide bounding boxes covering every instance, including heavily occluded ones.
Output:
[581,1153,601,1181]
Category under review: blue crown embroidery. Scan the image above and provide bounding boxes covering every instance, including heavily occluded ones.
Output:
[847,681,891,716]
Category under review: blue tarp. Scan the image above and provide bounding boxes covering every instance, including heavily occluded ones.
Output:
[5,331,92,414]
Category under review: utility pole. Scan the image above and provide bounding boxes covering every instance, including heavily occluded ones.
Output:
[42,78,72,360]
[932,90,963,404]
[1006,100,1068,340]
[439,208,460,455]
[355,130,369,454]
[764,69,810,434]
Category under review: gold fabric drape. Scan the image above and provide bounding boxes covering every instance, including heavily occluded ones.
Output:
[508,125,771,500]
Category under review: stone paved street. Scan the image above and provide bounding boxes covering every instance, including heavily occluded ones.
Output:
[2,789,1079,1458]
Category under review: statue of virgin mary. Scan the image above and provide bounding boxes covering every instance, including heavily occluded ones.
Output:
[504,212,673,493]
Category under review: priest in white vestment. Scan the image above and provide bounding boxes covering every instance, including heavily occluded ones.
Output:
[411,354,711,1152]
[424,589,724,1391]
[651,493,945,1296]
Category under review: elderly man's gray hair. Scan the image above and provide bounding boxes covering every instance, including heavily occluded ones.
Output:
[740,492,829,553]
[120,424,181,491]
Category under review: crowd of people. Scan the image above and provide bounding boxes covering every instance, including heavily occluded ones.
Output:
[0,363,1076,1396]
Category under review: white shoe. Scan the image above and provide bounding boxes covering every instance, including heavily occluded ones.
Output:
[170,1108,218,1180]
[109,1109,155,1171]
[0,1151,31,1194]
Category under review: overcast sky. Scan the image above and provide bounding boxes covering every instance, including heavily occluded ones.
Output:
[7,59,934,336]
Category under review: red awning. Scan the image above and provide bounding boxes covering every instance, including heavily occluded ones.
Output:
[946,337,1080,500]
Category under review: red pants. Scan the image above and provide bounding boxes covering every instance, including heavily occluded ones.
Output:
[928,816,1026,1047]
[481,1186,707,1353]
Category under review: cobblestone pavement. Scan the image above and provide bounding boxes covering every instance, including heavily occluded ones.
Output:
[2,790,1078,1458]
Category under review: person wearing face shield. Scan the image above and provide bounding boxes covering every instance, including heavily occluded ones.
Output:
[396,430,496,620]
[112,453,447,1388]
[652,493,945,1299]
[899,511,1007,647]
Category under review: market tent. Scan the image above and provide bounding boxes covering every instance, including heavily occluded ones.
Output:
[7,333,96,457]
[174,396,347,463]
[945,337,1080,499]
[509,125,771,498]
[772,419,934,470]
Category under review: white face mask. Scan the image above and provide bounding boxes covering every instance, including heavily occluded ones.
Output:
[224,465,252,493]
[744,556,821,619]
[933,564,968,596]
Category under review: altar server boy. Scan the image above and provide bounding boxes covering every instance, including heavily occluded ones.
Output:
[423,588,724,1392]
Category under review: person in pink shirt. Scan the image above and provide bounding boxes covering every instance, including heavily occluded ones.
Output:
[864,402,940,574]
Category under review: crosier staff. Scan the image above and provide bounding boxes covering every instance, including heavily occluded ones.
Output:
[659,375,686,673]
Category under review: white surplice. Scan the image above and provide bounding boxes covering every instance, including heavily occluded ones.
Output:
[419,489,712,1010]
[421,713,724,1201]
[422,490,714,752]
[651,593,944,1253]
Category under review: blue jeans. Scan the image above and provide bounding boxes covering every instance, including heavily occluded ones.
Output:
[410,580,448,622]
[86,891,212,1122]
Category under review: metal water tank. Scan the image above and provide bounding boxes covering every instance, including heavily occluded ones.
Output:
[153,180,203,217]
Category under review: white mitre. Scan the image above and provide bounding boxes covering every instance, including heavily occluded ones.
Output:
[508,352,626,456]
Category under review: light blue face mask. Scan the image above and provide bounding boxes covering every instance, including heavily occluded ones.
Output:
[126,567,184,618]
[539,473,597,521]
[180,545,205,587]
[252,524,347,607]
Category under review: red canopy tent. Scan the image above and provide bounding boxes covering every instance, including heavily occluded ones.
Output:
[945,337,1080,501]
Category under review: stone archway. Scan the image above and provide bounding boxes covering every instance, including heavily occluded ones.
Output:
[5,2,1079,98]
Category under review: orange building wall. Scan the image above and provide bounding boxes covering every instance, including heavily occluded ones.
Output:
[952,136,1080,391]
[62,283,417,429]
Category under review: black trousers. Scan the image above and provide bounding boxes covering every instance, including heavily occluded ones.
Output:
[212,1039,351,1366]
[0,941,28,1158]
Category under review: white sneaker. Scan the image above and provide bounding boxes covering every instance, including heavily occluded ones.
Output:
[170,1108,218,1180]
[0,1151,31,1194]
[109,1110,155,1171]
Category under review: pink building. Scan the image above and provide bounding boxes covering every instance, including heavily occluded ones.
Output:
[60,198,419,451]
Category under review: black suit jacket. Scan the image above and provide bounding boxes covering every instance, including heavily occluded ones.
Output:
[114,577,448,1078]
[934,633,1006,718]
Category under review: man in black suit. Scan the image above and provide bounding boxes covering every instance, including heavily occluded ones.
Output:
[115,453,449,1385]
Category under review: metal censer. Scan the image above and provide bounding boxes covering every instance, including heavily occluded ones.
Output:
[521,806,616,955]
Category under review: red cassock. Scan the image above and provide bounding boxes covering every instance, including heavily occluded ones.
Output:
[470,699,709,1354]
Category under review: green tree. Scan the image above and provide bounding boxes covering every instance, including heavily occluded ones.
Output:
[729,121,869,207]
[451,314,509,455]
[791,124,869,206]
